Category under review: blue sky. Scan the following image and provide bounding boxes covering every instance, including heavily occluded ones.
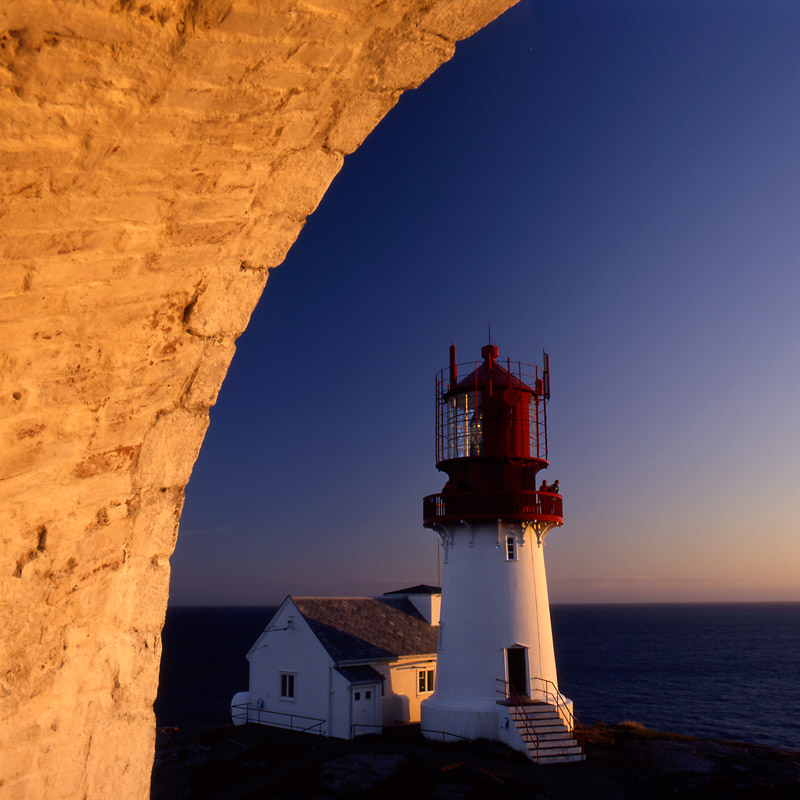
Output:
[171,0,800,605]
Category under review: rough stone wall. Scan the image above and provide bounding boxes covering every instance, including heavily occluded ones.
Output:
[0,1,517,797]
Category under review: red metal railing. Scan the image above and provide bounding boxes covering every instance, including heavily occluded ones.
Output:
[423,490,562,526]
[497,677,584,760]
[531,676,581,743]
[496,678,540,760]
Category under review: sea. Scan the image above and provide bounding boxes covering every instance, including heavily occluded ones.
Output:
[154,602,800,752]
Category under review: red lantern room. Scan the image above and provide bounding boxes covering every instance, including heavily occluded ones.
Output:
[423,343,563,527]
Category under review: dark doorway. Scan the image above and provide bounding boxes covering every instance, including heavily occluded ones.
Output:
[506,647,528,698]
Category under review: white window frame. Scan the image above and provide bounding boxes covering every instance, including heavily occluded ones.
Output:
[417,668,435,694]
[506,534,516,561]
[280,671,296,700]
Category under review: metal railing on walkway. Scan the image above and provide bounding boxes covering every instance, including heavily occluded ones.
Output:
[419,727,474,743]
[231,703,326,735]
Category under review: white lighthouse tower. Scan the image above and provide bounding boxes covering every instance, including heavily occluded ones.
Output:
[420,343,583,763]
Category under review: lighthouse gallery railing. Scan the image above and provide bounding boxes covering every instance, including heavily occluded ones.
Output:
[423,490,562,525]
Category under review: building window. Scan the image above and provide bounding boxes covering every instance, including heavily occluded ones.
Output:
[280,672,295,699]
[418,668,435,694]
[365,691,371,700]
[506,535,516,561]
[354,691,360,701]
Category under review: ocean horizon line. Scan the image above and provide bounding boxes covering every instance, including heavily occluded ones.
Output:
[165,598,800,609]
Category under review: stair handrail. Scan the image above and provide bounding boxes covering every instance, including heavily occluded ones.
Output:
[530,676,574,729]
[530,676,584,755]
[496,678,539,760]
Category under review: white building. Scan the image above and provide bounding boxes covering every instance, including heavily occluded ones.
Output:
[232,585,440,739]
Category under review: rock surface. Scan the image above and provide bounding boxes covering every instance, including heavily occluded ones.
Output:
[0,2,517,797]
[150,722,800,799]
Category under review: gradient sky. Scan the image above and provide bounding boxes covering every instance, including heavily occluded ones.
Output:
[170,0,800,606]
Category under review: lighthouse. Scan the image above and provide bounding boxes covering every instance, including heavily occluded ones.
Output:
[420,343,583,763]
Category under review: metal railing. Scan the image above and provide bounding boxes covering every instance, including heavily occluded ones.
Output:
[530,676,578,735]
[434,358,549,463]
[348,722,475,742]
[231,703,326,735]
[497,676,584,759]
[423,490,562,525]
[419,727,474,743]
[496,678,540,760]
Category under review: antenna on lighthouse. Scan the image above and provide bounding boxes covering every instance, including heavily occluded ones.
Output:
[543,349,551,400]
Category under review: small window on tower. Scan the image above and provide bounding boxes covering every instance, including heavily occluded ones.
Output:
[506,535,516,561]
[354,691,360,701]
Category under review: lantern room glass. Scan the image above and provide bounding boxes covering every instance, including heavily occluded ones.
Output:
[442,394,545,461]
[445,393,483,460]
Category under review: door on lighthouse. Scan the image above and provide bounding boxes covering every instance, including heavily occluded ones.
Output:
[506,646,529,699]
[351,686,380,736]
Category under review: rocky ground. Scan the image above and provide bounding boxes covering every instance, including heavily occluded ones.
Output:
[150,721,800,799]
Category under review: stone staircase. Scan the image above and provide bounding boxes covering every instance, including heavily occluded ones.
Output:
[507,701,585,764]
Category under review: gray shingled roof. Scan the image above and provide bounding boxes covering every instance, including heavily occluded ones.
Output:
[292,597,438,663]
[335,665,386,685]
[383,584,441,596]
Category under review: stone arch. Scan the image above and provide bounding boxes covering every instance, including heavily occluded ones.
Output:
[0,1,518,797]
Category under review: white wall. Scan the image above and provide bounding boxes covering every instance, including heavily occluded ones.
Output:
[386,659,437,722]
[406,593,441,625]
[248,600,333,734]
[423,519,560,741]
[246,601,440,739]
[346,657,437,726]
[329,669,351,739]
